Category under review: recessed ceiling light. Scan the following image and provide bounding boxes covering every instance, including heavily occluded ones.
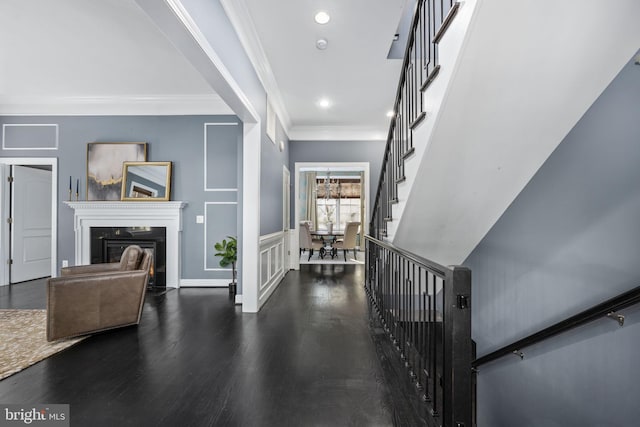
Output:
[318,98,331,109]
[316,38,328,50]
[386,110,395,118]
[314,11,330,25]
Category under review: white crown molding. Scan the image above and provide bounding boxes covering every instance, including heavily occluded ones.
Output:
[220,0,292,135]
[288,125,388,141]
[0,94,233,116]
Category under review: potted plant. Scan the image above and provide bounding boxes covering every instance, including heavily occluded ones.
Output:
[214,236,237,295]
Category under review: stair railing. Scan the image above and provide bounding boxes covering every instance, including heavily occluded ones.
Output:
[371,0,459,239]
[473,284,640,368]
[365,235,472,427]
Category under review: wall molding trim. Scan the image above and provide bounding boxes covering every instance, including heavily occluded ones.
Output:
[204,202,238,271]
[204,122,241,192]
[2,124,59,150]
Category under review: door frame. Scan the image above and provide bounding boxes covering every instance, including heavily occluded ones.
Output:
[0,157,58,286]
[282,165,291,270]
[293,162,370,270]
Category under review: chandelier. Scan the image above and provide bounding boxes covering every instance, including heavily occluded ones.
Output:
[317,172,341,199]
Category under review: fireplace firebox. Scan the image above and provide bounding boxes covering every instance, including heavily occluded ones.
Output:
[90,227,166,288]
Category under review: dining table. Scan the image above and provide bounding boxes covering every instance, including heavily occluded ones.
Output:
[310,230,344,258]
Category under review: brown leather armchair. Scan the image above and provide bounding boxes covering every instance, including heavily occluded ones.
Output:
[46,245,152,341]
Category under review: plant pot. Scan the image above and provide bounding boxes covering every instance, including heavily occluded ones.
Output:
[228,283,237,296]
[327,222,333,233]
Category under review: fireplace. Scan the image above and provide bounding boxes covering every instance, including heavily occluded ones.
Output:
[64,201,187,288]
[90,227,166,288]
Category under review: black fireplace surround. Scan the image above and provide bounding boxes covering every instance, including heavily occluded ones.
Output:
[90,227,166,288]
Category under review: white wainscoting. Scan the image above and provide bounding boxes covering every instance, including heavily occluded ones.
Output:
[258,231,286,309]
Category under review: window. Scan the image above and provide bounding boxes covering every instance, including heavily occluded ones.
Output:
[316,177,361,230]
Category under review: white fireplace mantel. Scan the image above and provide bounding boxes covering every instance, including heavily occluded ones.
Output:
[64,201,188,287]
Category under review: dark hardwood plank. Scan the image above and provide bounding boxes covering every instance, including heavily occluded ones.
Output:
[0,266,424,426]
[0,278,48,309]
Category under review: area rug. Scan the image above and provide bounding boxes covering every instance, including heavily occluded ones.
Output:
[0,309,86,380]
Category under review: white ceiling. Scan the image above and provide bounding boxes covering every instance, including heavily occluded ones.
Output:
[0,0,231,115]
[1,0,407,138]
[223,0,408,140]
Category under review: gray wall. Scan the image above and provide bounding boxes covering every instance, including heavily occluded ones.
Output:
[464,53,640,426]
[0,115,242,281]
[180,0,290,236]
[288,139,386,228]
[260,120,290,234]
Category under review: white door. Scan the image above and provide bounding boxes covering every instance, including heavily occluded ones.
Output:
[283,166,291,270]
[11,165,52,283]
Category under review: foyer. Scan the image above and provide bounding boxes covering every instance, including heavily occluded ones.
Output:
[0,266,425,426]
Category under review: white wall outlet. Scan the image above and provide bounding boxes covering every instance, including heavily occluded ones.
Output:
[196,215,204,224]
[62,260,69,268]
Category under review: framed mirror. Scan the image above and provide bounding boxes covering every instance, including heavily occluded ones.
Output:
[121,161,172,201]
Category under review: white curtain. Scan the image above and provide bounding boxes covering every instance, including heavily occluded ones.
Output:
[359,171,365,249]
[305,172,317,229]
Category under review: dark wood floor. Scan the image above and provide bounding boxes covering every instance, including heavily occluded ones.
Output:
[0,265,426,426]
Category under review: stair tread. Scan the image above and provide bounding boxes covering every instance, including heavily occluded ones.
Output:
[433,2,460,44]
[421,65,441,92]
[410,112,427,130]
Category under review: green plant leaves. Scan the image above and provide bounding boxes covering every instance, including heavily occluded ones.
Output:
[214,236,237,268]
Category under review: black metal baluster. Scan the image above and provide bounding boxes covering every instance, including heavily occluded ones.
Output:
[430,272,438,416]
[418,267,425,395]
[409,263,416,382]
[403,258,408,362]
[426,272,433,403]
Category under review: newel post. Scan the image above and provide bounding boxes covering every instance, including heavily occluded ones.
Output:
[443,266,472,427]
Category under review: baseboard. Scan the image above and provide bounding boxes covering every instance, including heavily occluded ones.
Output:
[180,279,230,288]
[234,294,243,305]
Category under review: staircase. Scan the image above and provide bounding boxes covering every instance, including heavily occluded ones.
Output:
[375,0,640,266]
[372,0,466,244]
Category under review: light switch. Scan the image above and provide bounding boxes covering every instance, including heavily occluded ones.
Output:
[196,215,204,224]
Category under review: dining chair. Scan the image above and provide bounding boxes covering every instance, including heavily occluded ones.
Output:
[299,222,325,261]
[332,222,360,261]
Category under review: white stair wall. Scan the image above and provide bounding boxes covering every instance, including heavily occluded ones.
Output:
[385,0,479,241]
[391,0,640,265]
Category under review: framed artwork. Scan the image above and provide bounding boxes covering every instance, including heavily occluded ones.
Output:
[86,142,147,200]
[121,161,172,201]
